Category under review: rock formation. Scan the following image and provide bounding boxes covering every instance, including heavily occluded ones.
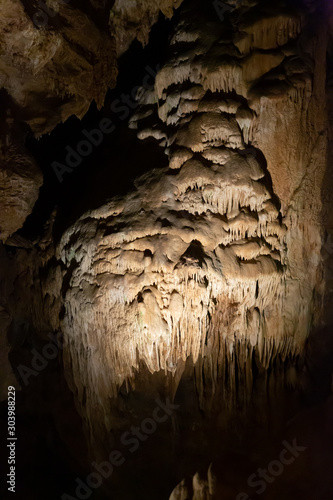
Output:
[1,0,333,499]
[52,0,329,456]
[0,0,183,244]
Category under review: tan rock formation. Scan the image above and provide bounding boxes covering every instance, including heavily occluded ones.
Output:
[0,0,185,240]
[52,0,330,453]
[0,1,332,498]
[111,0,184,56]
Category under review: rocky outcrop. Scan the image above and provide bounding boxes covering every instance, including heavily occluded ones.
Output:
[0,0,183,240]
[0,0,116,241]
[0,0,186,242]
[0,0,117,136]
[1,1,332,498]
[0,0,184,136]
[50,0,330,453]
[111,0,184,56]
[0,94,43,241]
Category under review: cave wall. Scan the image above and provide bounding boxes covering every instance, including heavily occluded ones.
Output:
[0,0,183,244]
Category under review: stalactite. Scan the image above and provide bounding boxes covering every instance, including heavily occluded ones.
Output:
[50,0,326,451]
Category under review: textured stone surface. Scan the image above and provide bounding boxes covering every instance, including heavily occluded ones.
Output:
[50,0,330,453]
[0,0,117,136]
[111,0,184,56]
[0,0,184,135]
[0,96,43,241]
[0,0,185,241]
[0,0,117,241]
[0,1,332,498]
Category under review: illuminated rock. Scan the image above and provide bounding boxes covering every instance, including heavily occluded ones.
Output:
[54,0,329,450]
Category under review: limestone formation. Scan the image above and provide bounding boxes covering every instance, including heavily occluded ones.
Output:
[111,0,184,55]
[0,0,333,498]
[0,0,117,136]
[0,97,43,241]
[0,0,182,240]
[53,0,329,450]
